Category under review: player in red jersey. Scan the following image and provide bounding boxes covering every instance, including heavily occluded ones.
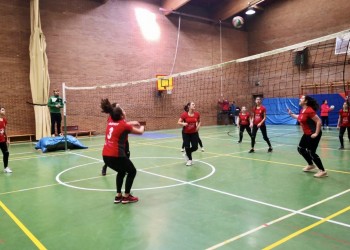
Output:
[337,101,350,150]
[249,97,273,153]
[101,108,139,176]
[178,102,201,166]
[237,106,252,143]
[101,99,144,204]
[288,95,327,178]
[181,104,204,152]
[0,107,11,173]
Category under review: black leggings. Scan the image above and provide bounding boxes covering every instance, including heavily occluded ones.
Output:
[182,130,202,148]
[251,124,272,148]
[0,142,9,169]
[298,132,325,171]
[50,113,62,135]
[321,116,329,127]
[103,156,136,194]
[183,132,199,160]
[339,127,350,147]
[239,125,252,142]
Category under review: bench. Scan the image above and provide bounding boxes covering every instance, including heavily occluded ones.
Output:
[7,134,35,144]
[62,125,96,137]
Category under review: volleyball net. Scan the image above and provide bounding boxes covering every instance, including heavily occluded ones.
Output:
[63,29,350,131]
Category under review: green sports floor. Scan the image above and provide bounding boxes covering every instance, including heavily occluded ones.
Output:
[1,125,349,250]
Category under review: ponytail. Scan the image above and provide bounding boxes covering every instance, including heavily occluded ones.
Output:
[100,98,123,121]
[100,98,113,114]
[305,96,319,111]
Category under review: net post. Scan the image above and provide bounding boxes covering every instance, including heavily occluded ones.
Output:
[62,82,67,151]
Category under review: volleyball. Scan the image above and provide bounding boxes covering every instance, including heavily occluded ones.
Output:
[232,16,244,28]
[330,105,335,109]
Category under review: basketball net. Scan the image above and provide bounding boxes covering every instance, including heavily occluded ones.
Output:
[166,86,172,95]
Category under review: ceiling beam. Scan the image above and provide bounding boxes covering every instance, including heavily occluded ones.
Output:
[161,0,191,15]
[211,0,249,21]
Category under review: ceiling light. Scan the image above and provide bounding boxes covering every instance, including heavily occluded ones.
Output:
[245,7,256,15]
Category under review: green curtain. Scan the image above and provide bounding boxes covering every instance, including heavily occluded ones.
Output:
[29,0,51,139]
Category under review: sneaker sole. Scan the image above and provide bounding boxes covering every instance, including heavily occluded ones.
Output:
[314,174,328,178]
[303,168,316,172]
[122,200,138,204]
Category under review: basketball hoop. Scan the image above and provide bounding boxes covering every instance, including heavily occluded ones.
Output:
[166,87,172,95]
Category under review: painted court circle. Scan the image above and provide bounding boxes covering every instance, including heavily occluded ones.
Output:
[56,157,216,192]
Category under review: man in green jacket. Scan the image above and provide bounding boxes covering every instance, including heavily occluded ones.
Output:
[48,89,64,137]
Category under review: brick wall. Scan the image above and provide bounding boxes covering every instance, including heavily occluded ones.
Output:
[0,0,32,135]
[0,0,247,135]
[1,0,349,136]
[247,0,350,55]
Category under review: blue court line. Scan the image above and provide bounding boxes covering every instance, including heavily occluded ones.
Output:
[138,132,178,139]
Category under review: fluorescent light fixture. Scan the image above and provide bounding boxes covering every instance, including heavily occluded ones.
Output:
[245,7,256,15]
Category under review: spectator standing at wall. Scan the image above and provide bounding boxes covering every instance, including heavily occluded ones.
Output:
[48,89,64,137]
[235,106,241,125]
[320,100,334,129]
[229,101,237,126]
[218,97,230,125]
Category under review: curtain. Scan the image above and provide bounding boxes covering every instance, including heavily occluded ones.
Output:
[29,0,51,140]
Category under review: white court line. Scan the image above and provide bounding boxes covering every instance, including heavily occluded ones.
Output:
[140,167,350,230]
[56,156,216,192]
[207,188,350,249]
[70,152,350,230]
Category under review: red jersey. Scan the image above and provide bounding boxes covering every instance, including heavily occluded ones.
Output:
[181,111,200,134]
[0,117,7,142]
[102,119,132,157]
[252,106,266,125]
[298,107,317,135]
[320,104,330,117]
[338,109,350,127]
[239,112,250,125]
[218,100,230,111]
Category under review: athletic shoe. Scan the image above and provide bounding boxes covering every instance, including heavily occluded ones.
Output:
[303,165,316,172]
[183,153,189,162]
[237,141,241,144]
[314,171,328,178]
[114,196,123,204]
[51,134,55,137]
[267,147,273,153]
[248,149,254,153]
[181,148,184,152]
[102,165,107,176]
[339,146,345,150]
[201,147,205,152]
[122,195,139,204]
[186,160,192,166]
[3,167,12,173]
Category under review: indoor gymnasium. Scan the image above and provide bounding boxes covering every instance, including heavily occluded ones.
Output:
[1,0,350,249]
